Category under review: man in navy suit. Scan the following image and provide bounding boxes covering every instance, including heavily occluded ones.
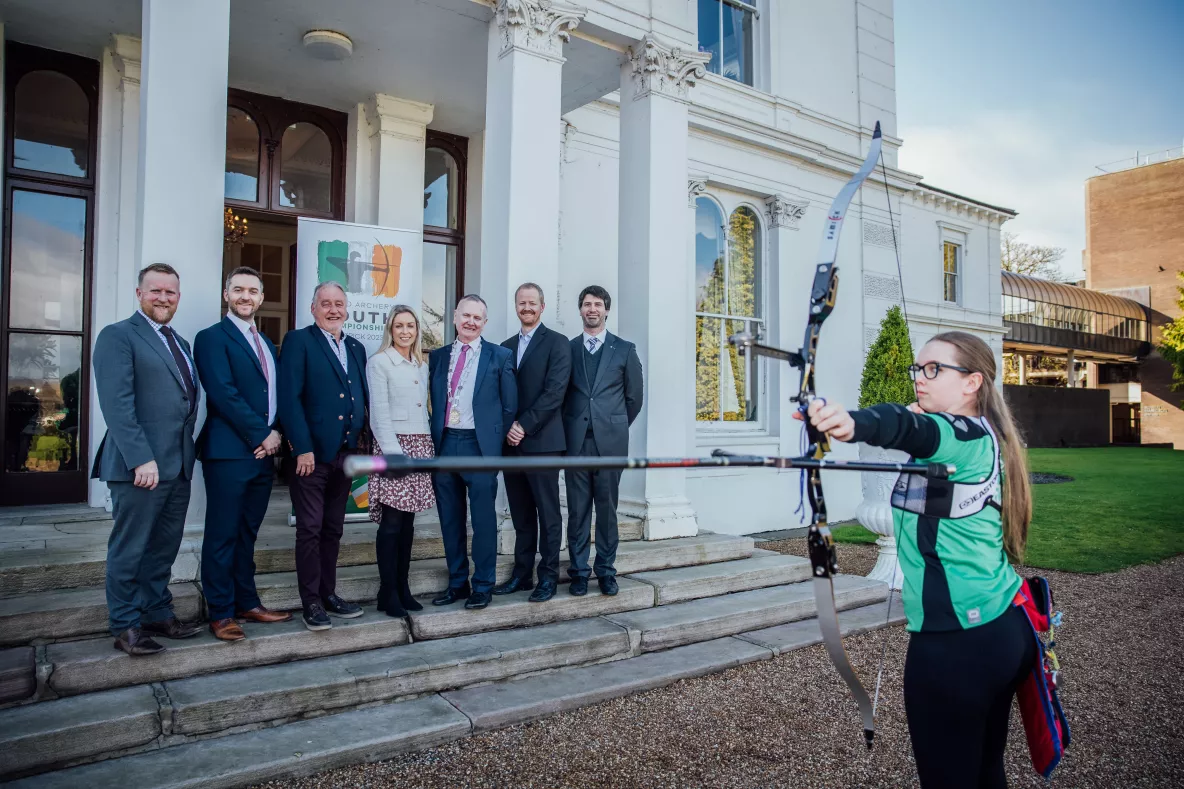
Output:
[278,281,369,631]
[428,294,516,610]
[193,267,292,641]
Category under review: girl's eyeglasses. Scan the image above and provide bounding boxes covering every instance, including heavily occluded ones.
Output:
[908,362,973,381]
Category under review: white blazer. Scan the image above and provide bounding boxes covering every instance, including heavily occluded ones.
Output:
[367,348,430,453]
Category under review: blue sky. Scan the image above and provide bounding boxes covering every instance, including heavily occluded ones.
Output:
[895,0,1184,278]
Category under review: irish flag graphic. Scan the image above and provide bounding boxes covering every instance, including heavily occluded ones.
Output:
[316,239,402,298]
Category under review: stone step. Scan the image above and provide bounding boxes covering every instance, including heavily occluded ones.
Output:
[4,694,470,788]
[603,574,889,653]
[0,646,34,703]
[164,617,630,737]
[43,608,410,697]
[626,553,811,605]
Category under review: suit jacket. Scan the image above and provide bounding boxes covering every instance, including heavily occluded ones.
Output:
[563,332,643,457]
[429,340,517,458]
[91,311,200,482]
[501,323,571,454]
[277,325,369,463]
[193,316,278,460]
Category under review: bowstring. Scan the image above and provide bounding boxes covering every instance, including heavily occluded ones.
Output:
[871,142,908,723]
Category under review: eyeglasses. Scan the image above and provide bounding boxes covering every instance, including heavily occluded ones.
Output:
[908,362,973,381]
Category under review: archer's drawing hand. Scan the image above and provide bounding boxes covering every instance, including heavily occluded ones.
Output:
[792,399,856,443]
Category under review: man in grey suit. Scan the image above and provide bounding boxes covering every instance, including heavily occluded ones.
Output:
[562,286,643,597]
[92,263,202,656]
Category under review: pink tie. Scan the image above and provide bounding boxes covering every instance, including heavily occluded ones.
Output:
[449,344,470,402]
[250,326,269,383]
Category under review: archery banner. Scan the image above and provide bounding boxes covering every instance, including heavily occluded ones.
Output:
[295,217,423,356]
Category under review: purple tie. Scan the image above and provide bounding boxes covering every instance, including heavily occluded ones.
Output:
[449,344,470,402]
[250,326,269,383]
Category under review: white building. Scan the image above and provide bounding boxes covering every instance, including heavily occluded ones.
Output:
[0,0,1013,538]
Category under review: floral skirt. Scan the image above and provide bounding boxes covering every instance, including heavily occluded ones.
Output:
[368,434,436,522]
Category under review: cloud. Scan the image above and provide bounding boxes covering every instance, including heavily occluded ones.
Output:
[899,111,1135,278]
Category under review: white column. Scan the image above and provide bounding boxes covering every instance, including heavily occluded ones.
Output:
[1066,349,1076,388]
[137,0,231,524]
[365,95,434,231]
[1017,354,1027,385]
[617,35,711,540]
[479,0,585,340]
[89,34,142,508]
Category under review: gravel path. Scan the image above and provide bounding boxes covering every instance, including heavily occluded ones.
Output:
[258,547,1184,789]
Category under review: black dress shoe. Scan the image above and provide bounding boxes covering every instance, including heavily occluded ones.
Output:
[569,577,588,596]
[141,617,202,640]
[493,576,534,595]
[303,603,332,631]
[432,583,472,606]
[597,576,619,596]
[464,590,492,609]
[324,594,363,618]
[528,580,557,603]
[113,627,165,656]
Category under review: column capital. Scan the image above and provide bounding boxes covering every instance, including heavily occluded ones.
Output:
[688,179,707,208]
[110,34,142,85]
[495,0,586,63]
[765,194,809,230]
[627,34,713,103]
[364,94,435,143]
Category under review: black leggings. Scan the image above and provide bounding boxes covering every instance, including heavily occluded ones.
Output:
[904,604,1037,789]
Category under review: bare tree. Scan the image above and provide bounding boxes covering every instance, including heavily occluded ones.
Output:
[1001,232,1071,282]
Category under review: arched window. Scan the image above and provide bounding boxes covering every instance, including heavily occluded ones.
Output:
[421,134,467,351]
[695,199,762,423]
[424,147,460,230]
[224,107,261,202]
[12,69,91,178]
[278,122,333,214]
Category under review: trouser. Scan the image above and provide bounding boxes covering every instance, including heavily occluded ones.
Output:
[289,449,351,609]
[106,477,190,635]
[564,433,619,580]
[200,457,273,619]
[376,504,415,610]
[904,604,1037,789]
[504,447,563,585]
[432,429,498,593]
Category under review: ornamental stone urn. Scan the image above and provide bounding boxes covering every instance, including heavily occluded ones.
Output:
[855,442,908,590]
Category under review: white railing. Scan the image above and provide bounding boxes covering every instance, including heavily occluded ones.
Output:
[1095,145,1184,174]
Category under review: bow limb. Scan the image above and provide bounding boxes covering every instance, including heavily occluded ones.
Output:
[802,121,884,750]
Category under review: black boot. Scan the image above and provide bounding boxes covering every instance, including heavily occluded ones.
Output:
[397,520,422,611]
[377,506,407,617]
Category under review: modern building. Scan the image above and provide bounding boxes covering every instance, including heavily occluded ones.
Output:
[0,0,1014,535]
[1084,151,1184,448]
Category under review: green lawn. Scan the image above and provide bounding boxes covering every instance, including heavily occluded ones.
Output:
[833,447,1184,573]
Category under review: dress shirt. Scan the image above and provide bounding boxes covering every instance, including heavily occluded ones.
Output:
[138,309,196,381]
[227,311,277,424]
[446,336,482,430]
[582,330,606,354]
[320,326,349,372]
[367,349,429,453]
[517,325,538,367]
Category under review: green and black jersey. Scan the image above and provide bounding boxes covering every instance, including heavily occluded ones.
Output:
[849,403,1021,633]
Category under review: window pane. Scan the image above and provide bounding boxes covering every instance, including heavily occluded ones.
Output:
[727,207,760,319]
[424,148,460,229]
[721,3,755,85]
[696,316,722,421]
[943,242,958,274]
[5,333,82,473]
[278,122,332,213]
[422,242,457,351]
[944,272,957,303]
[8,190,87,331]
[698,0,722,75]
[725,318,756,421]
[13,70,90,177]
[225,107,260,202]
[694,198,726,314]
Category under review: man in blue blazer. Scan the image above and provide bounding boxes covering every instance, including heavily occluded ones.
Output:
[193,267,292,641]
[278,281,369,631]
[428,294,516,610]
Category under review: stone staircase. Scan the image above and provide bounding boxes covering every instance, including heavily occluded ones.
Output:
[0,500,899,787]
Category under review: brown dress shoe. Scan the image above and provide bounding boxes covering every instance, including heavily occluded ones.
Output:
[236,606,293,624]
[114,627,165,656]
[142,616,202,640]
[210,618,246,641]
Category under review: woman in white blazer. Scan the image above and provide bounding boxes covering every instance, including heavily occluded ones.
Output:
[366,305,435,618]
